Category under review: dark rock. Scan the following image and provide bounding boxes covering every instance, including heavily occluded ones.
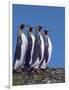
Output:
[13,67,65,86]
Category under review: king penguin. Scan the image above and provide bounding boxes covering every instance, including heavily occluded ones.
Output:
[40,30,52,69]
[13,24,28,71]
[31,26,44,69]
[24,27,35,70]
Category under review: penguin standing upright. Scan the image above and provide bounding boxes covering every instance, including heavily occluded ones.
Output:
[24,27,35,70]
[31,26,44,70]
[28,28,35,66]
[40,30,52,69]
[13,24,28,71]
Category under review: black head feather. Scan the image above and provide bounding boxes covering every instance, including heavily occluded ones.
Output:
[19,24,24,30]
[29,27,33,32]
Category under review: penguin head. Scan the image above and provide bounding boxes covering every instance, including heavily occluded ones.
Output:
[28,27,33,32]
[19,24,24,30]
[36,26,42,32]
[44,30,48,35]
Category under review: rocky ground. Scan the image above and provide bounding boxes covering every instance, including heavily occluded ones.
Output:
[13,67,65,86]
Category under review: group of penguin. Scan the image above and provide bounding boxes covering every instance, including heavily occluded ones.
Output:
[13,24,52,73]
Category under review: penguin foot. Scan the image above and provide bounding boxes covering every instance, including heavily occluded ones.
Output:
[29,67,38,74]
[20,68,26,72]
[13,70,17,73]
[13,69,23,74]
[40,68,46,73]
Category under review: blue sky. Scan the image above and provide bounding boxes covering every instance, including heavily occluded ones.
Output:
[13,4,65,68]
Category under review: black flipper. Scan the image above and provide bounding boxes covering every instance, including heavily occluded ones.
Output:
[13,32,22,68]
[24,32,33,68]
[31,31,42,65]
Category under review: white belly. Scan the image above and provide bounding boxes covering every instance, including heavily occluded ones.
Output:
[29,34,35,65]
[31,34,44,69]
[47,36,52,64]
[41,36,52,69]
[40,34,45,62]
[14,33,28,70]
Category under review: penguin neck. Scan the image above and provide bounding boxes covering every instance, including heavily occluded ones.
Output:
[19,29,24,35]
[45,34,48,38]
[29,32,32,35]
[21,31,27,41]
[29,32,33,37]
[37,31,40,35]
